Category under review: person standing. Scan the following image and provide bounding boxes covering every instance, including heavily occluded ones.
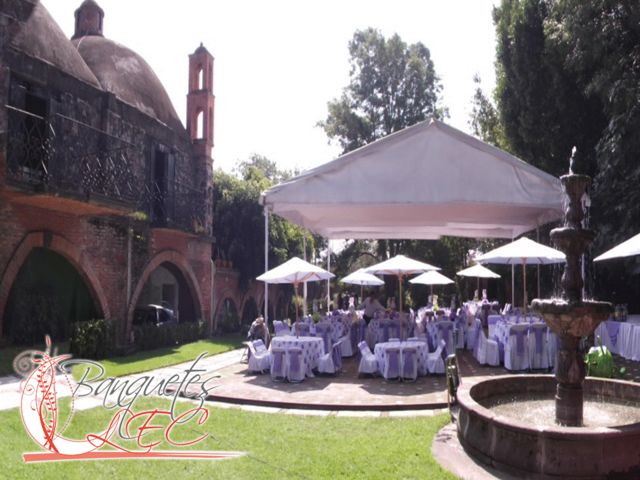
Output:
[360,292,384,326]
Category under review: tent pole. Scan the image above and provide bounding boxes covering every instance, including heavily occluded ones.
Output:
[399,274,403,340]
[303,234,308,317]
[537,226,541,299]
[522,258,527,314]
[326,239,331,312]
[264,208,269,323]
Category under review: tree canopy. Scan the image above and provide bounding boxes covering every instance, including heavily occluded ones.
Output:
[472,0,640,309]
[213,154,322,289]
[319,28,445,154]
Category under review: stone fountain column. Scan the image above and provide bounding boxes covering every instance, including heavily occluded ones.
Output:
[532,169,612,427]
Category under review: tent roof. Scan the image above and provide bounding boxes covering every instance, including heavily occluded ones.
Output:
[261,119,563,240]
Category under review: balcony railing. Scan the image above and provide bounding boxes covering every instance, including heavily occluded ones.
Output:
[5,105,207,235]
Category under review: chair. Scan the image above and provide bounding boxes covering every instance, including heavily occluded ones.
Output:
[454,313,467,349]
[436,321,455,357]
[292,322,310,336]
[466,318,480,351]
[357,341,378,376]
[315,323,332,354]
[474,327,500,367]
[487,314,502,339]
[273,320,291,337]
[318,340,343,375]
[247,340,271,373]
[286,347,305,382]
[339,326,354,357]
[270,347,287,381]
[504,324,530,371]
[426,340,446,374]
[401,347,418,382]
[528,323,549,370]
[380,320,391,343]
[388,337,400,343]
[383,346,401,380]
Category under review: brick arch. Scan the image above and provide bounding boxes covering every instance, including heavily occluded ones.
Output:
[127,250,204,333]
[0,231,111,336]
[213,287,239,321]
[240,295,259,324]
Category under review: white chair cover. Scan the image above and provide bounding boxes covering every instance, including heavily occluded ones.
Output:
[426,339,446,374]
[357,341,378,376]
[247,340,272,373]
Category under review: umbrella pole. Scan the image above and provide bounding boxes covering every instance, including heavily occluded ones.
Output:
[294,282,300,337]
[360,284,364,304]
[522,259,527,315]
[399,274,404,340]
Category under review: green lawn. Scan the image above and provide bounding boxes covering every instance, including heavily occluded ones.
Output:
[0,397,456,479]
[0,340,70,377]
[1,335,242,379]
[75,334,243,378]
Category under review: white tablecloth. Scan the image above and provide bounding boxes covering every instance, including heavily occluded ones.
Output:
[373,340,429,375]
[270,336,325,377]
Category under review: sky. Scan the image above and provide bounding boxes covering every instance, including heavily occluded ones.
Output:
[45,0,499,175]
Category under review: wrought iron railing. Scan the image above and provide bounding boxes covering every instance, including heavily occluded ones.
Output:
[147,179,207,234]
[5,106,207,235]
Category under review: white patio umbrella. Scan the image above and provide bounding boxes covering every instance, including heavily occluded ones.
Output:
[457,264,501,296]
[475,237,565,312]
[364,255,440,337]
[409,270,454,297]
[257,257,334,336]
[594,232,640,262]
[340,269,384,300]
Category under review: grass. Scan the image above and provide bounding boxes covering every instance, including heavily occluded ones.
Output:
[1,335,242,379]
[0,396,456,479]
[0,340,70,377]
[75,334,243,378]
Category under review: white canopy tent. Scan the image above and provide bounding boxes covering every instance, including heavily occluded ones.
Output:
[261,119,562,240]
[259,119,563,321]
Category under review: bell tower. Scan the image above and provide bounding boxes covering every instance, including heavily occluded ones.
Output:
[187,43,215,158]
[187,43,215,235]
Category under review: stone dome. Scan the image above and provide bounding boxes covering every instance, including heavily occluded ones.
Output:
[10,2,101,88]
[72,35,183,132]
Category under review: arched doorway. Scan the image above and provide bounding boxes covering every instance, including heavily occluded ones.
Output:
[134,262,197,323]
[241,297,258,330]
[3,248,100,344]
[216,297,239,333]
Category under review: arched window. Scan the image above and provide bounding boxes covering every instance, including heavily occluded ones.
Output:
[196,110,204,139]
[197,66,204,90]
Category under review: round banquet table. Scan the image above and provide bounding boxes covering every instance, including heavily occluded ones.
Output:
[373,340,429,376]
[270,336,325,377]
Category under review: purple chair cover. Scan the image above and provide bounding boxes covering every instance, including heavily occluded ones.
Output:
[402,348,417,379]
[332,341,343,371]
[271,348,286,380]
[511,328,526,356]
[389,322,400,339]
[316,324,331,353]
[350,323,358,350]
[494,334,505,363]
[287,348,304,382]
[381,321,391,343]
[532,326,544,354]
[606,321,620,346]
[385,347,400,379]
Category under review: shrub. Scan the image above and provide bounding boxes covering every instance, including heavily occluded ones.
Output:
[133,321,205,351]
[70,319,114,359]
[216,310,240,334]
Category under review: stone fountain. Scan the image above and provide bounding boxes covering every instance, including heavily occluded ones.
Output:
[531,158,612,426]
[454,153,640,477]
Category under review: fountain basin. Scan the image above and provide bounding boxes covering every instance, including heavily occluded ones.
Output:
[532,299,612,337]
[456,375,640,478]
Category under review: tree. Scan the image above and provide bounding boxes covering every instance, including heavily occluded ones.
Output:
[492,0,605,177]
[319,28,445,153]
[212,154,318,289]
[469,74,506,148]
